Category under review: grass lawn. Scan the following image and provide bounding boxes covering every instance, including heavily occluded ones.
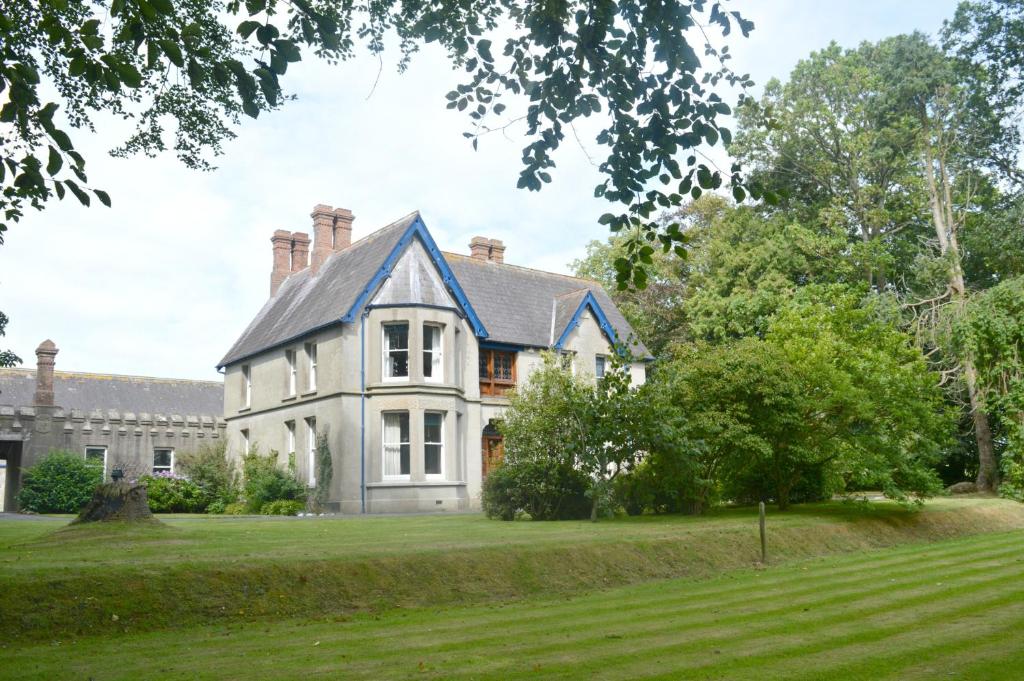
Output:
[3,524,1023,680]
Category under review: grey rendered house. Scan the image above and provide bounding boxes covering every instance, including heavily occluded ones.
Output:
[219,205,648,513]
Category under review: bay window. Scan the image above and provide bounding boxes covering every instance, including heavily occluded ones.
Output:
[423,323,443,382]
[383,323,409,380]
[383,412,411,478]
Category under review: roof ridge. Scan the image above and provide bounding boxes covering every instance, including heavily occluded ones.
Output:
[442,251,604,286]
[554,287,591,299]
[0,367,222,386]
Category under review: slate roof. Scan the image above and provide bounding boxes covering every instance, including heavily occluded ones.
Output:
[218,212,418,367]
[218,211,649,367]
[0,369,224,416]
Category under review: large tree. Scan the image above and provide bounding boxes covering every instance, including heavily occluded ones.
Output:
[1,0,756,280]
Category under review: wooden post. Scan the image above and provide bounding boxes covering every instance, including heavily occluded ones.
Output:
[759,501,767,564]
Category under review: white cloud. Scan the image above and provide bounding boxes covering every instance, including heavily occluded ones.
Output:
[0,0,958,380]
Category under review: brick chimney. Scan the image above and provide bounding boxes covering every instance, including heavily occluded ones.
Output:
[33,339,58,407]
[469,236,491,260]
[291,232,310,273]
[310,204,355,274]
[469,236,506,263]
[488,238,505,264]
[270,229,293,296]
[333,207,353,251]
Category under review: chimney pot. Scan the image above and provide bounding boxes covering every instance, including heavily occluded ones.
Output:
[270,229,293,296]
[34,339,58,407]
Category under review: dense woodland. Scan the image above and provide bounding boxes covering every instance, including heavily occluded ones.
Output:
[488,6,1024,518]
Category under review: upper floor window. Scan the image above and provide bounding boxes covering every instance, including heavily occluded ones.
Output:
[306,342,318,391]
[241,365,251,407]
[286,349,297,396]
[424,412,444,477]
[423,323,443,382]
[595,355,606,379]
[479,349,516,396]
[153,448,174,474]
[383,412,411,478]
[383,323,409,380]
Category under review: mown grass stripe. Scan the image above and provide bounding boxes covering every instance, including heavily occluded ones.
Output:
[286,533,1024,660]
[427,554,1024,680]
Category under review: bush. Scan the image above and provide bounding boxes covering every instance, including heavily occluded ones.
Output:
[241,449,306,513]
[177,442,238,510]
[482,458,591,521]
[222,501,248,515]
[614,458,714,516]
[142,472,206,513]
[260,499,305,516]
[16,451,101,513]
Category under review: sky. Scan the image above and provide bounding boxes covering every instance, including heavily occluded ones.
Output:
[0,0,961,381]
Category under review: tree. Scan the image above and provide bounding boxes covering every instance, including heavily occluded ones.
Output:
[683,203,852,341]
[0,311,19,367]
[1,0,758,284]
[958,276,1024,499]
[651,286,950,510]
[499,352,652,520]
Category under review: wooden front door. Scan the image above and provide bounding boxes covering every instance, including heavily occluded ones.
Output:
[482,435,504,478]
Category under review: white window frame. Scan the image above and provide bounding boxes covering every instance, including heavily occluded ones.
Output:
[382,322,410,382]
[240,428,250,455]
[286,349,297,396]
[153,448,175,475]
[306,342,318,392]
[424,411,445,479]
[423,323,443,383]
[84,446,108,480]
[242,365,251,408]
[286,420,296,458]
[306,417,317,488]
[595,354,607,379]
[382,411,411,480]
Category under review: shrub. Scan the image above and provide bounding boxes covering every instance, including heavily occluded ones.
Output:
[16,450,101,513]
[260,499,305,516]
[241,448,306,513]
[310,433,333,513]
[141,472,205,513]
[177,442,238,510]
[222,501,248,515]
[482,458,591,521]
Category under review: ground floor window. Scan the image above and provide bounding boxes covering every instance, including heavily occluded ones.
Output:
[153,448,174,474]
[383,412,411,477]
[85,446,107,480]
[424,412,444,476]
[306,417,317,487]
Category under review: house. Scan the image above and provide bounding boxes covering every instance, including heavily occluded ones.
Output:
[219,205,649,513]
[0,341,225,512]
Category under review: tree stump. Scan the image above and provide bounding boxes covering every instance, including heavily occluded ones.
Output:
[72,482,158,524]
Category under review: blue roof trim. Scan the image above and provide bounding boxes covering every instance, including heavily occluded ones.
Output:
[340,215,489,338]
[553,291,622,353]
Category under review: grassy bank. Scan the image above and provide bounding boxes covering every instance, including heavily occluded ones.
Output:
[4,525,1024,680]
[1,498,1022,644]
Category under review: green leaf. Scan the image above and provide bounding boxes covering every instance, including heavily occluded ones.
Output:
[94,189,111,207]
[159,40,185,67]
[64,180,90,206]
[50,128,73,152]
[237,20,261,39]
[732,185,745,203]
[149,0,174,15]
[115,62,143,88]
[46,147,62,176]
